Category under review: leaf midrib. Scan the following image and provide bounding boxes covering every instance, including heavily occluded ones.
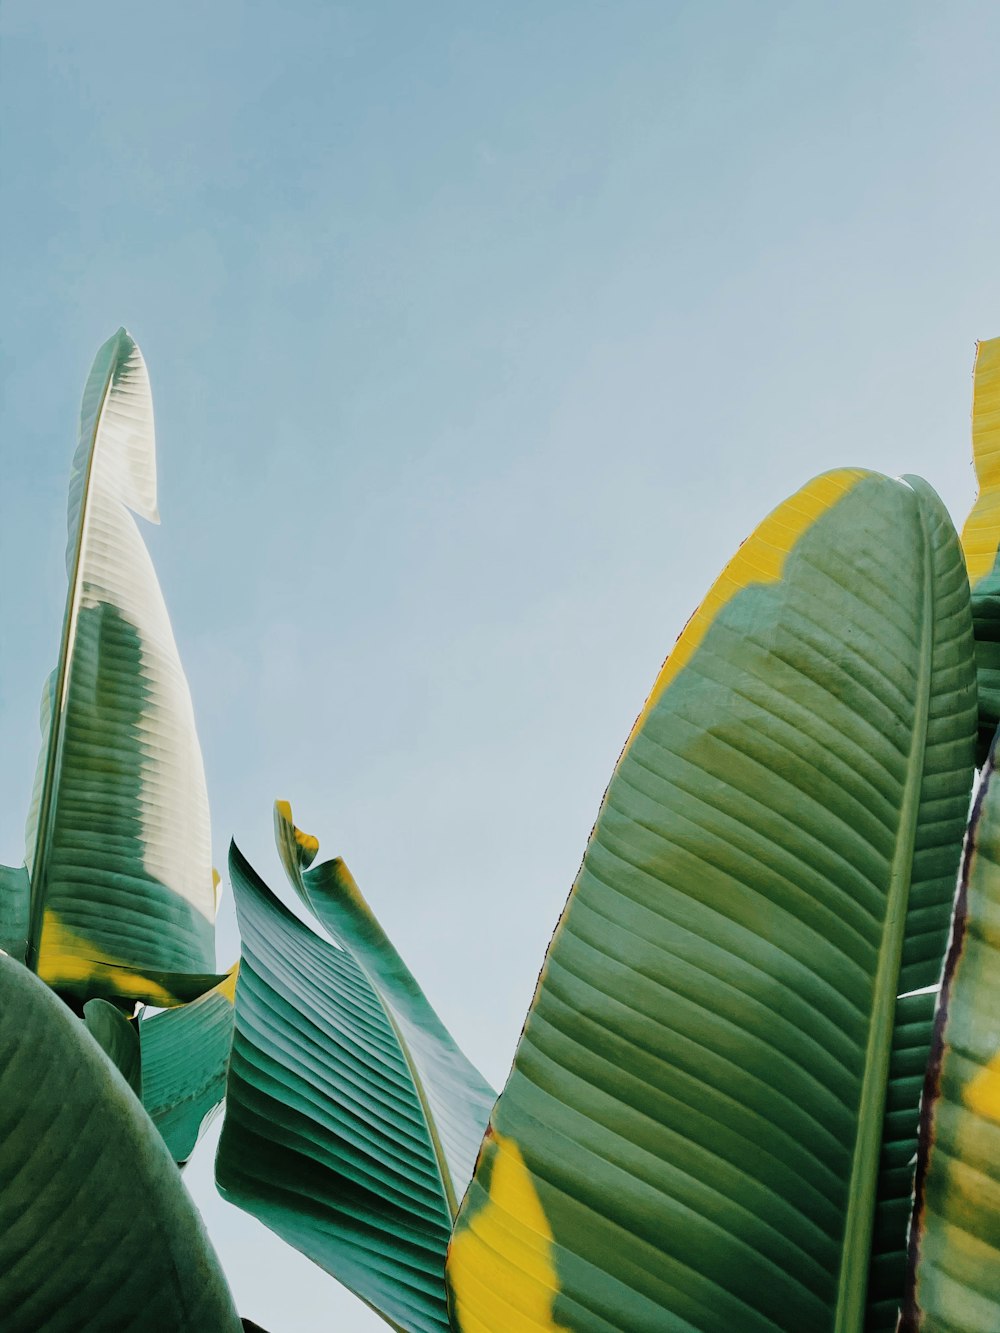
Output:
[833,491,933,1332]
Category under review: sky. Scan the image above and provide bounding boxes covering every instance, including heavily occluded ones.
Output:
[1,2,998,1329]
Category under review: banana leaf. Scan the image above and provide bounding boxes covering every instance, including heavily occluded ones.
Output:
[84,997,142,1095]
[140,966,238,1164]
[216,816,495,1333]
[446,470,977,1333]
[0,863,29,961]
[0,950,240,1331]
[24,328,217,1003]
[960,335,1000,765]
[900,736,1000,1330]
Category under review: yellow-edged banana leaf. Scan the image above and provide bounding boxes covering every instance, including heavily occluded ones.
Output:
[84,996,142,1095]
[0,864,29,961]
[216,829,496,1333]
[23,328,217,1004]
[0,950,241,1332]
[140,965,238,1164]
[446,470,977,1333]
[900,738,1000,1331]
[960,336,1000,766]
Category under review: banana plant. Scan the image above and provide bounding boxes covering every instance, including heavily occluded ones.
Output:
[217,338,1000,1332]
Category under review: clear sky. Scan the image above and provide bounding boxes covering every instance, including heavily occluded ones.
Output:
[1,3,998,1329]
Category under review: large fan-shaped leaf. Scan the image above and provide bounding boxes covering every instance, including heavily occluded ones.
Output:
[901,740,1000,1331]
[141,966,238,1164]
[24,328,217,1002]
[960,335,1000,765]
[446,470,976,1333]
[0,950,240,1332]
[216,821,495,1333]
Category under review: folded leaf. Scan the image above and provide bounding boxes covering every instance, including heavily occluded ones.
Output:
[959,335,1000,765]
[447,470,977,1333]
[84,997,142,1096]
[24,328,216,999]
[901,740,1000,1331]
[0,951,240,1331]
[216,826,495,1333]
[141,966,238,1165]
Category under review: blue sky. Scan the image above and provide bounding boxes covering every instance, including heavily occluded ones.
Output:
[1,3,998,1328]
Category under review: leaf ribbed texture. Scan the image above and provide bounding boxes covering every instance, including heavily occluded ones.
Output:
[0,953,240,1332]
[901,742,1000,1331]
[865,988,937,1328]
[218,841,493,1333]
[273,802,496,1212]
[0,864,29,961]
[25,329,215,999]
[447,471,976,1333]
[140,968,237,1164]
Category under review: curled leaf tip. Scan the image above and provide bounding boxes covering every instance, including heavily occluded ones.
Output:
[274,800,321,868]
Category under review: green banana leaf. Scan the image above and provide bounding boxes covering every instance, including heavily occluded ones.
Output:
[960,335,1000,766]
[84,997,142,1095]
[140,965,238,1164]
[0,950,241,1332]
[24,328,217,1003]
[900,739,1000,1331]
[0,863,29,961]
[272,800,497,1207]
[216,819,495,1333]
[446,470,977,1333]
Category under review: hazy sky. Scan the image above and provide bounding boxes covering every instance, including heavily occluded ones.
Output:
[1,3,998,1329]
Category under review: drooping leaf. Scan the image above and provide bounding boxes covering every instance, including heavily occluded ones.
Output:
[0,950,240,1332]
[959,335,1000,765]
[0,864,29,962]
[24,328,217,1001]
[900,740,1000,1331]
[141,965,238,1165]
[446,470,977,1333]
[84,997,142,1096]
[216,826,495,1333]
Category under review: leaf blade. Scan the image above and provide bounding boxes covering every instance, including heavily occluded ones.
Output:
[140,966,237,1164]
[84,997,142,1096]
[0,951,240,1332]
[959,335,1000,764]
[274,801,496,1213]
[0,864,29,962]
[901,742,1000,1331]
[25,329,216,998]
[447,470,976,1333]
[217,836,493,1333]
